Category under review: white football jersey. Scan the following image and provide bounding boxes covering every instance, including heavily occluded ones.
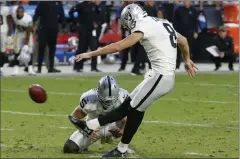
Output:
[132,16,177,75]
[78,88,129,120]
[0,6,11,33]
[11,6,33,32]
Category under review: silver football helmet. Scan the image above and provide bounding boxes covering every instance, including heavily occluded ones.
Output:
[97,76,120,110]
[120,3,148,31]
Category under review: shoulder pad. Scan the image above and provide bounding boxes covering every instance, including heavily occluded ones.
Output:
[24,14,33,24]
[79,89,98,109]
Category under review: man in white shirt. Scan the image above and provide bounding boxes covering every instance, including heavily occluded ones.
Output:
[69,3,197,157]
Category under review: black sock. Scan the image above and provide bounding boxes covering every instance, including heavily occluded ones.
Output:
[121,109,145,144]
[98,97,132,126]
[0,53,6,67]
[13,53,19,66]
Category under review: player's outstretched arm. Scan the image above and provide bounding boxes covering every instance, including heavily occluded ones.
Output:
[177,33,198,77]
[75,32,143,62]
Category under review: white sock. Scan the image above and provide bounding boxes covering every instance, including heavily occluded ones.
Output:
[86,118,100,130]
[117,141,128,153]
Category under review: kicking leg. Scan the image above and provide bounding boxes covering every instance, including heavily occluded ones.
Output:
[86,78,147,130]
[68,97,132,134]
[103,74,175,157]
[68,71,155,133]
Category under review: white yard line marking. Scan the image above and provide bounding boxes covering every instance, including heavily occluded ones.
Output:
[161,98,237,104]
[54,77,238,88]
[0,144,28,149]
[89,156,102,158]
[2,89,80,96]
[143,120,238,130]
[180,82,238,88]
[185,152,214,157]
[48,125,74,130]
[230,121,239,123]
[2,89,237,104]
[1,110,238,130]
[1,128,14,131]
[1,110,66,117]
[144,120,213,127]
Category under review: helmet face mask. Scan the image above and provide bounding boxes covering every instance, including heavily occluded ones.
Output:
[120,4,148,31]
[98,95,118,110]
[97,76,120,111]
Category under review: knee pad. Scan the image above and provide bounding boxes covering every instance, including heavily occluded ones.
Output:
[63,139,79,153]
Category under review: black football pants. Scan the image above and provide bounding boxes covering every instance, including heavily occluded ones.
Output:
[37,27,58,72]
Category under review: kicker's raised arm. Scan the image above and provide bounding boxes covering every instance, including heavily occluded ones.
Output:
[75,32,143,62]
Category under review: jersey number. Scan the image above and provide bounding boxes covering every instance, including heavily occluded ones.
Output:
[163,23,177,48]
[151,17,177,48]
[80,98,87,108]
[0,15,3,25]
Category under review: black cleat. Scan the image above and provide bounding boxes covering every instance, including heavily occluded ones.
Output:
[91,68,102,72]
[214,67,220,71]
[48,68,61,73]
[102,147,127,158]
[68,115,93,136]
[75,69,83,72]
[24,67,28,73]
[118,68,125,72]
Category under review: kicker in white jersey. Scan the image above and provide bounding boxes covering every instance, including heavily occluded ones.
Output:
[71,4,197,157]
[132,17,177,75]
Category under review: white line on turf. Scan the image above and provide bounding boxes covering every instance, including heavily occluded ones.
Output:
[48,125,74,129]
[2,89,237,104]
[1,110,66,117]
[1,110,238,130]
[0,144,29,149]
[230,121,239,123]
[185,152,214,157]
[180,82,238,88]
[89,156,102,158]
[2,89,80,96]
[1,128,14,131]
[143,120,239,130]
[54,77,238,87]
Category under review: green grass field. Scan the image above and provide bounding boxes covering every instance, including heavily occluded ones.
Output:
[1,73,239,158]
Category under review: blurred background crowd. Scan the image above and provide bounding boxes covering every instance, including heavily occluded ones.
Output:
[0,0,239,76]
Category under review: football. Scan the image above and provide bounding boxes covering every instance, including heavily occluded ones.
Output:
[28,84,47,103]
